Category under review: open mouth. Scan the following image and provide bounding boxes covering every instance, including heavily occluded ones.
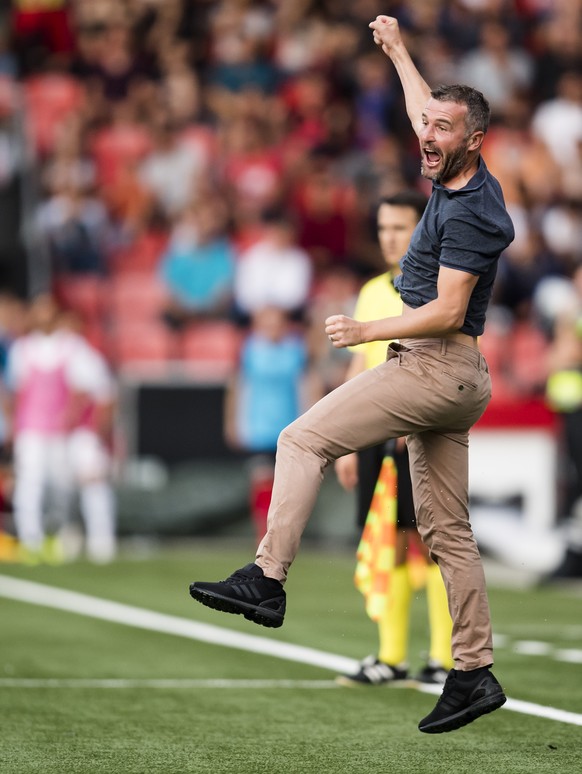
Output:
[423,148,441,168]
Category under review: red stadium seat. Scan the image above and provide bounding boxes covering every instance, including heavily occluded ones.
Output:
[108,231,169,275]
[109,272,170,323]
[90,123,153,187]
[508,320,550,395]
[23,74,86,155]
[181,321,242,377]
[53,274,108,323]
[81,319,111,358]
[110,320,178,367]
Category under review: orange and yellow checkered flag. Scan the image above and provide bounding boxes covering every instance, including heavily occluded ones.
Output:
[354,455,398,621]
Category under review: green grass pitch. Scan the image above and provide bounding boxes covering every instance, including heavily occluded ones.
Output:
[0,542,581,774]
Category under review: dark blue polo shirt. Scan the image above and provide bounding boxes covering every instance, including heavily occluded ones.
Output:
[394,157,514,336]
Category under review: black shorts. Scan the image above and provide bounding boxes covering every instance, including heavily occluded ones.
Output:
[356,441,416,530]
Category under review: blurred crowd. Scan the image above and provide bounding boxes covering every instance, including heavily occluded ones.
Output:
[0,0,581,561]
[0,1,578,372]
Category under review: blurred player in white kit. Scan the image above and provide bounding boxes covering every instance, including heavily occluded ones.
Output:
[5,294,117,563]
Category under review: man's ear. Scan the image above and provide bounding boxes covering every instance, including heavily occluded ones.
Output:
[468,131,484,152]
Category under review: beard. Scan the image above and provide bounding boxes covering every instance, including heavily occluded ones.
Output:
[421,140,471,184]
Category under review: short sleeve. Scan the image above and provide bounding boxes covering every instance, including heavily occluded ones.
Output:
[68,340,115,401]
[439,217,507,276]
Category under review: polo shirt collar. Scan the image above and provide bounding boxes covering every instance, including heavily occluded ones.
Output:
[432,156,487,195]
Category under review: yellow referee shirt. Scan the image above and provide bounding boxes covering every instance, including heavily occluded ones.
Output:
[350,271,402,370]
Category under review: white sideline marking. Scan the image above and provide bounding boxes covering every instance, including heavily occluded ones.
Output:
[416,684,582,727]
[503,698,582,727]
[555,649,582,665]
[0,575,358,674]
[2,574,582,727]
[512,640,552,656]
[0,678,338,689]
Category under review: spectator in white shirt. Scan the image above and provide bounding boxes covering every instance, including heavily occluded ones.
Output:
[532,70,582,168]
[233,209,313,325]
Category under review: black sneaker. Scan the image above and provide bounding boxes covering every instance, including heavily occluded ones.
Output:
[189,563,286,628]
[335,656,408,687]
[418,668,506,734]
[415,660,449,685]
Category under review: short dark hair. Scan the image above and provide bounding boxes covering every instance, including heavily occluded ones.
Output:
[378,190,428,222]
[261,207,295,228]
[430,84,491,136]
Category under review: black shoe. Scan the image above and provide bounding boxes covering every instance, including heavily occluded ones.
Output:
[335,656,408,687]
[189,563,286,628]
[415,660,449,685]
[418,668,506,734]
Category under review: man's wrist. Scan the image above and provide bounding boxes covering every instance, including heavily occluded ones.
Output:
[360,321,370,344]
[385,38,408,64]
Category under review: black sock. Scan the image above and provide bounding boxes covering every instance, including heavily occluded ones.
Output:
[455,665,491,683]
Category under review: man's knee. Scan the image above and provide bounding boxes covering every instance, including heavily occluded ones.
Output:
[415,520,442,564]
[277,420,334,465]
[277,422,300,451]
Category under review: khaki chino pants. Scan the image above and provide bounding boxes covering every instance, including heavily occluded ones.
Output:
[256,338,493,670]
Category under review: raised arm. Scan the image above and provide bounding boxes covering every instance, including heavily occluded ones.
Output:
[369,15,431,137]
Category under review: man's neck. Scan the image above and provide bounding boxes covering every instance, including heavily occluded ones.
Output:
[440,156,481,191]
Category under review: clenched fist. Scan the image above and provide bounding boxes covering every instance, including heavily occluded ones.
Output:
[368,15,402,56]
[325,314,365,348]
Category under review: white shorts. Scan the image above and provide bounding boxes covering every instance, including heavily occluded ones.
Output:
[67,428,111,481]
[14,432,72,489]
